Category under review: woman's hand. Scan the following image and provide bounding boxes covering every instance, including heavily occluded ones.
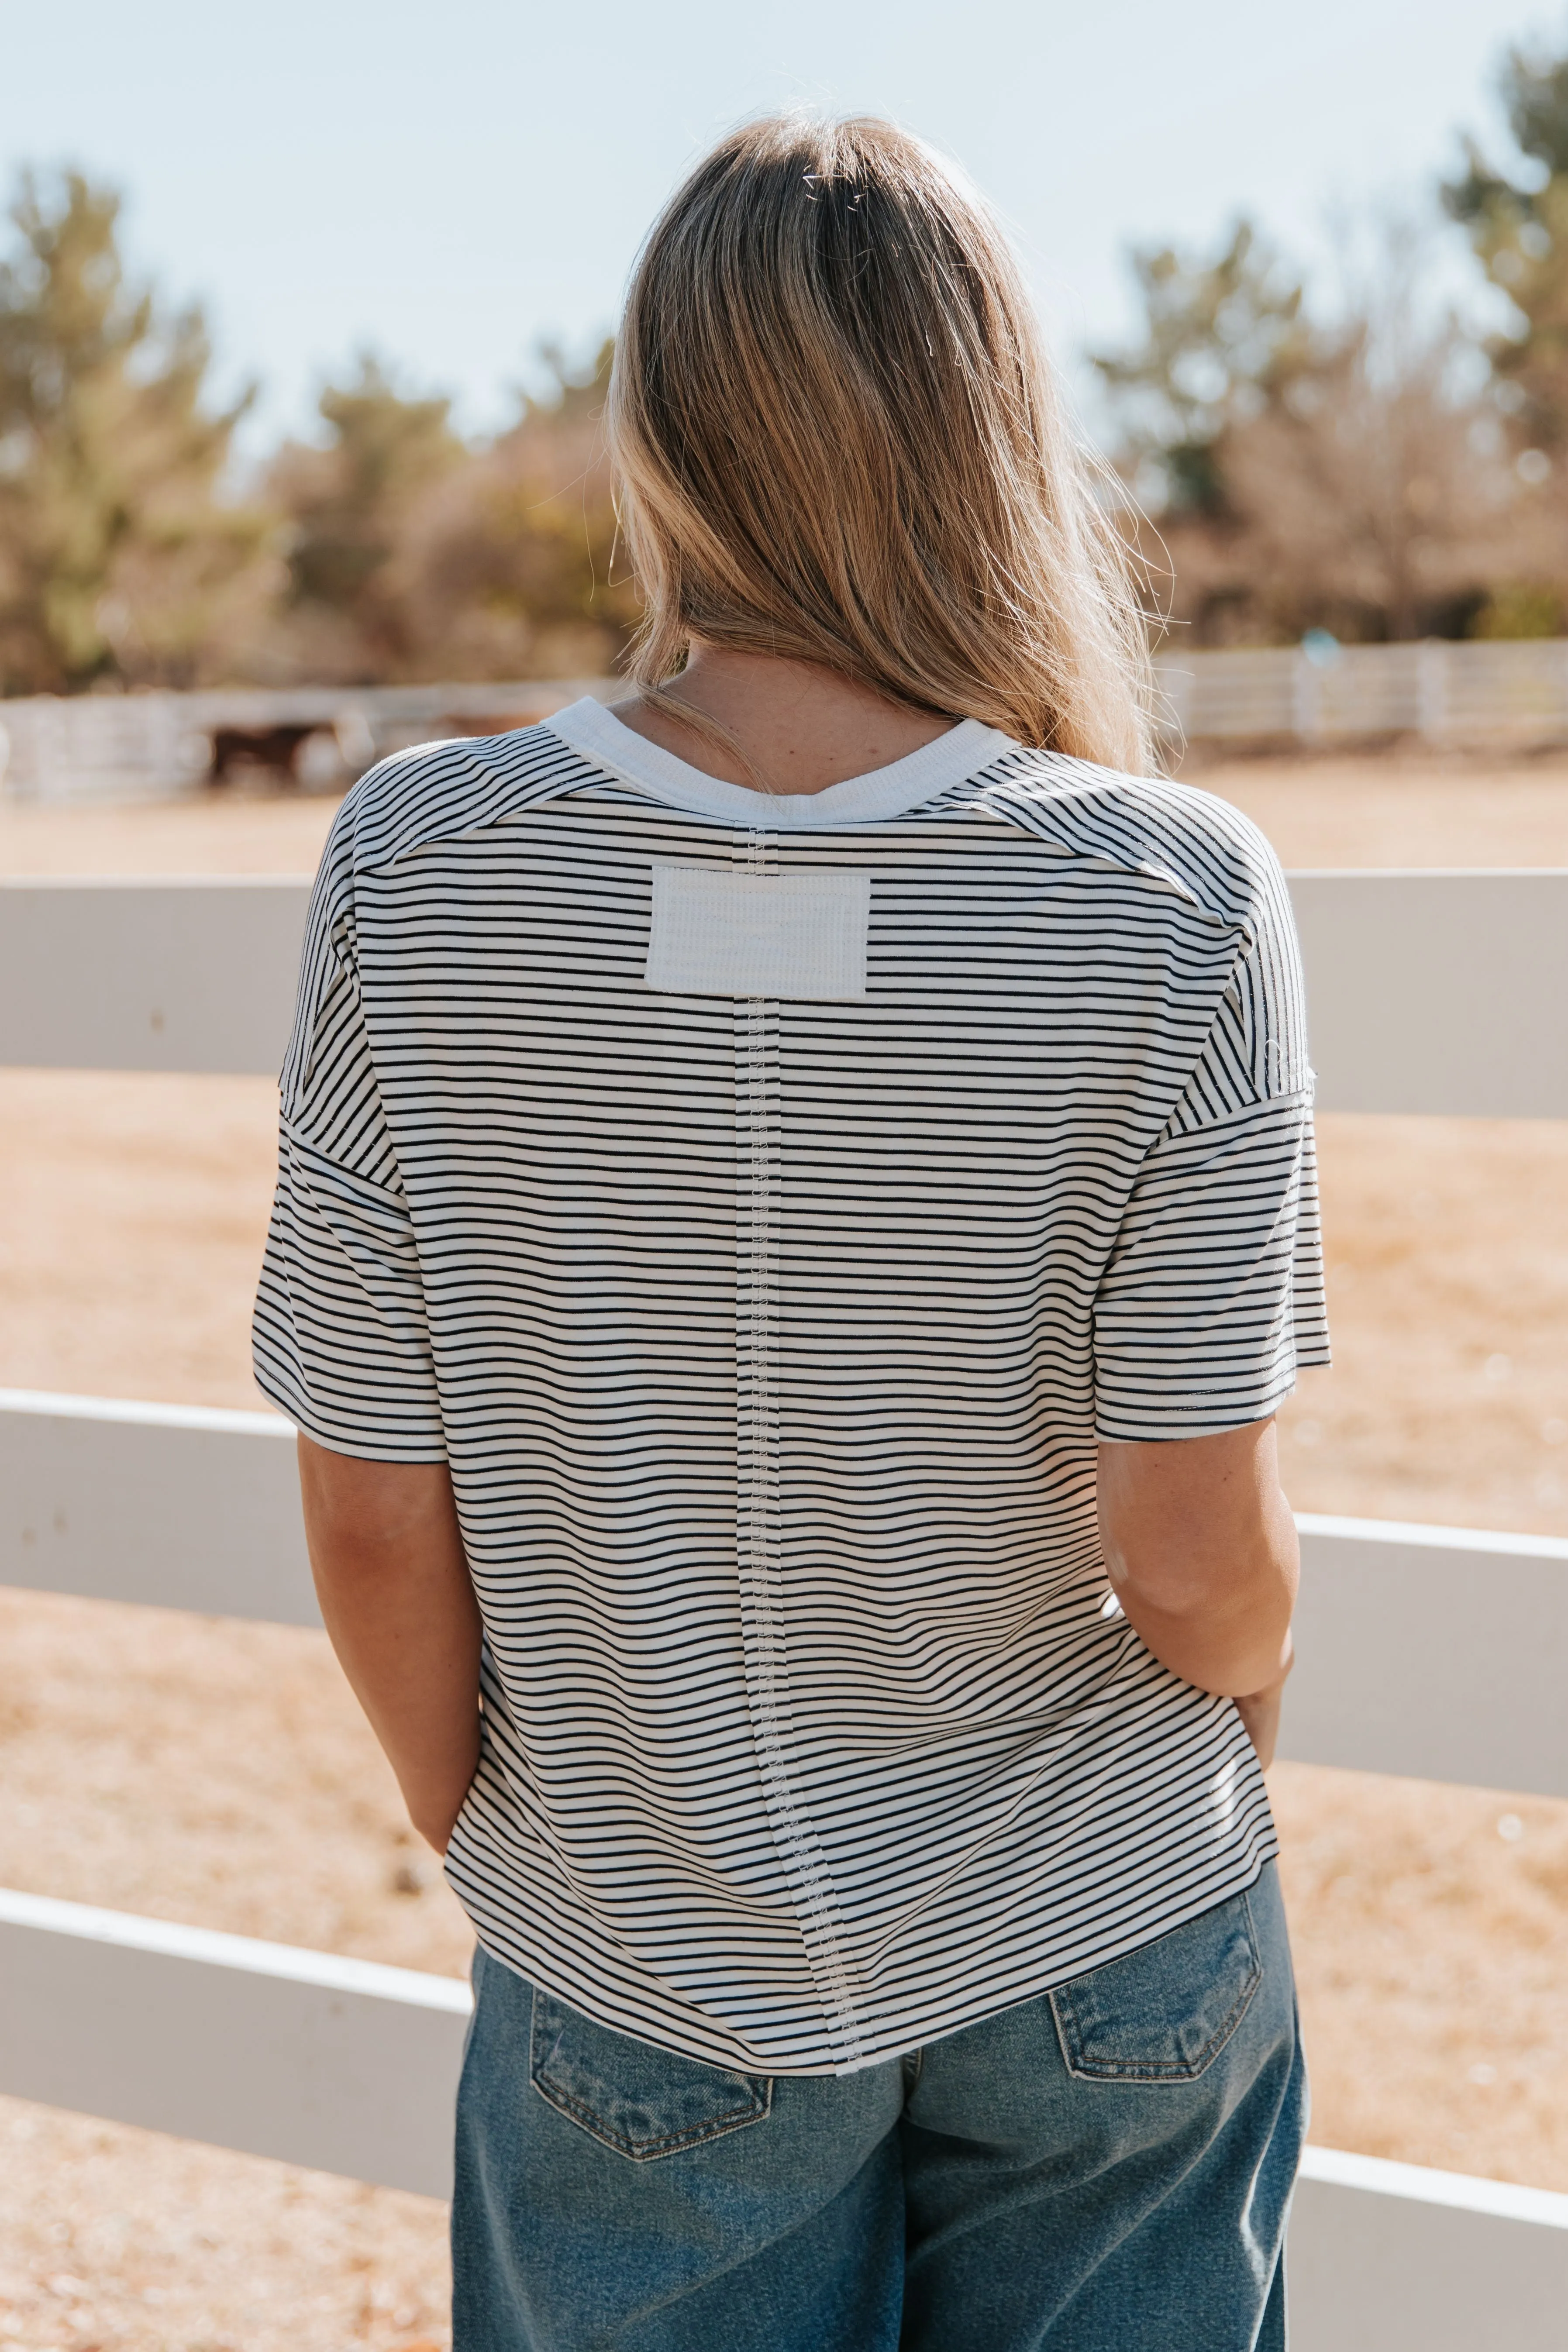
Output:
[1233,1640,1294,1770]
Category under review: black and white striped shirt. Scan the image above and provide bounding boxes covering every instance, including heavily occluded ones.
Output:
[254,699,1328,2076]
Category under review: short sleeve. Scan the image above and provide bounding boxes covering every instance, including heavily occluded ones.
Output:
[251,849,446,1462]
[1092,861,1330,1441]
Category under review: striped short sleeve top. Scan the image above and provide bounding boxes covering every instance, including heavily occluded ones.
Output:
[253,698,1329,2077]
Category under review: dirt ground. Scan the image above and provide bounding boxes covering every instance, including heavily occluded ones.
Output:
[1179,740,1568,868]
[2,750,1566,2352]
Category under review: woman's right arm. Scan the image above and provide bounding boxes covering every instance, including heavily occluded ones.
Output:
[1096,1418,1297,1766]
[297,1435,482,1853]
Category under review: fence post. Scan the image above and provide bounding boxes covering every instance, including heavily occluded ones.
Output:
[1416,640,1449,744]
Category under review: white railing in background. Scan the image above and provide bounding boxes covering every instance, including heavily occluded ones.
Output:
[1161,640,1568,748]
[0,680,616,806]
[2,875,1567,2347]
[7,871,1568,1114]
[2,640,1568,806]
[0,1887,469,2199]
[2,1879,1564,2349]
[3,1393,1564,1802]
[1157,635,1568,748]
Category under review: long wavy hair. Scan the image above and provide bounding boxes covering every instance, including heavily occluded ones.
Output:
[608,113,1154,774]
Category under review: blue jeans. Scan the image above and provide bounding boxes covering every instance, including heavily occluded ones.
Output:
[452,1863,1304,2351]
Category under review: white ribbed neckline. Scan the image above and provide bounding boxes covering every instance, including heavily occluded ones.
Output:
[545,696,1015,829]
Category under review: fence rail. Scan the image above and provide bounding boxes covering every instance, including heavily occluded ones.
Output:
[3,868,1567,2347]
[7,871,1568,1117]
[1156,636,1568,747]
[2,1883,1565,2352]
[0,1887,469,2200]
[3,638,1568,806]
[6,1389,1564,1801]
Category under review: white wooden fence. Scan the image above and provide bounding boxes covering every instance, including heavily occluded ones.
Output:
[0,681,615,805]
[3,639,1567,805]
[4,1395,1563,1801]
[1157,635,1568,747]
[6,870,1567,1112]
[3,872,1567,2346]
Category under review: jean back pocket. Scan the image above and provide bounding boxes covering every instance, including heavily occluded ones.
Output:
[529,1989,772,2161]
[1050,1888,1263,2083]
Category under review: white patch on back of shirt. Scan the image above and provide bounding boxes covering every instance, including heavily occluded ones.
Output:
[645,864,871,1001]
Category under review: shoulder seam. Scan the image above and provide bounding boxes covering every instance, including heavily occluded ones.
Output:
[941,751,1284,941]
[337,723,606,879]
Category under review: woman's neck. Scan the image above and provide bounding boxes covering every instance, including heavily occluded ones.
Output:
[610,641,956,795]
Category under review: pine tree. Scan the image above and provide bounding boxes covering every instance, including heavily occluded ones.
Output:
[262,341,638,684]
[1089,221,1311,515]
[395,341,639,681]
[1444,40,1568,454]
[263,353,465,681]
[1094,216,1518,644]
[0,170,273,695]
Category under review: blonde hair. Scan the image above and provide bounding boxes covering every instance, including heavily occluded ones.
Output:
[608,113,1154,773]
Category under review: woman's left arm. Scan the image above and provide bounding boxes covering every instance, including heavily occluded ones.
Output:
[1097,1418,1297,1767]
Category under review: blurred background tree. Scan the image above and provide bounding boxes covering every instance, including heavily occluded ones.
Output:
[1211,238,1517,645]
[1087,27,1568,649]
[1089,220,1313,521]
[0,174,637,696]
[5,26,1568,696]
[0,171,276,695]
[1097,217,1525,645]
[392,342,638,682]
[1445,40,1568,451]
[258,355,467,683]
[1443,36,1568,636]
[256,342,636,684]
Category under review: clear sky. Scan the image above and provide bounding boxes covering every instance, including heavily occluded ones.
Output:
[0,0,1549,446]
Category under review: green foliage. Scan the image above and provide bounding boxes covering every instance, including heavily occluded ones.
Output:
[1467,581,1565,639]
[260,339,636,685]
[7,57,1568,697]
[0,175,638,696]
[265,353,466,677]
[0,169,273,693]
[1443,41,1568,447]
[396,341,638,681]
[1090,222,1310,513]
[1097,210,1520,646]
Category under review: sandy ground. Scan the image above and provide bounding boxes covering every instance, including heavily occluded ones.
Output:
[2,752,1566,2350]
[1179,743,1568,868]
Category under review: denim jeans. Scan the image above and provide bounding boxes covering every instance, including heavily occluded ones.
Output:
[452,1861,1304,2351]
